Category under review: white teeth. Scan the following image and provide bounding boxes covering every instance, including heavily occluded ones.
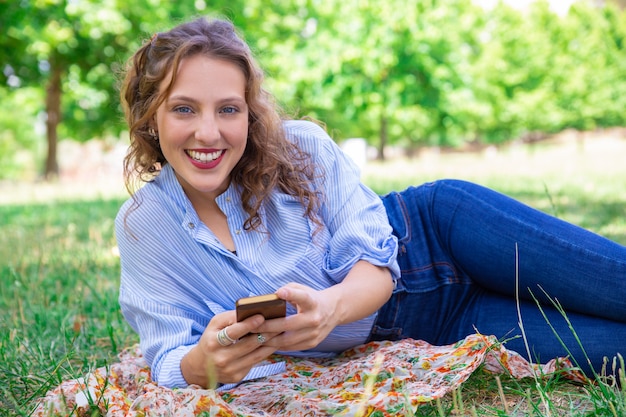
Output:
[187,150,222,163]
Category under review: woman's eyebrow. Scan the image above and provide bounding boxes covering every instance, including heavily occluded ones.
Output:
[167,94,246,105]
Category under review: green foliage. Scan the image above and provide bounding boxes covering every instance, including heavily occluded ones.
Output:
[0,87,44,180]
[253,0,626,150]
[0,0,192,141]
[0,0,213,177]
[1,0,625,173]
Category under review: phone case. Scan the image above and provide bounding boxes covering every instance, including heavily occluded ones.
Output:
[236,294,286,322]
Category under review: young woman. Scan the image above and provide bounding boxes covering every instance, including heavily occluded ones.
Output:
[116,16,626,389]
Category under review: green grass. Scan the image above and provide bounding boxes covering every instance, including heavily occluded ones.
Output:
[0,199,137,416]
[1,134,626,416]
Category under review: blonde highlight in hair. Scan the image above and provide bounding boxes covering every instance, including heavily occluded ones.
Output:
[119,17,323,231]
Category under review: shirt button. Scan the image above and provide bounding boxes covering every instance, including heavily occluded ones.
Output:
[226,197,232,202]
[235,229,241,235]
[188,222,195,229]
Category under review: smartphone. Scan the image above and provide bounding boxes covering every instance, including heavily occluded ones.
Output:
[236,293,286,322]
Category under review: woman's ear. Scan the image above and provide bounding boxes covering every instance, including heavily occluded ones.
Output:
[148,127,158,140]
[148,117,159,139]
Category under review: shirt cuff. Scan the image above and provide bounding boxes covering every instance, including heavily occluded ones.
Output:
[155,344,195,388]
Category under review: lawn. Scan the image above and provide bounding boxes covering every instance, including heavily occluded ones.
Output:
[1,132,625,416]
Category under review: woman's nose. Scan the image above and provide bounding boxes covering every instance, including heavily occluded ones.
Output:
[194,114,220,143]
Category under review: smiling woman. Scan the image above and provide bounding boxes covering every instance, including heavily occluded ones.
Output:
[114,15,626,396]
[153,55,249,238]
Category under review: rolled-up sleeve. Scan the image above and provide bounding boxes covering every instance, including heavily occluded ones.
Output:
[286,121,400,283]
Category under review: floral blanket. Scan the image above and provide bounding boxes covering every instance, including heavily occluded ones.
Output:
[34,334,585,416]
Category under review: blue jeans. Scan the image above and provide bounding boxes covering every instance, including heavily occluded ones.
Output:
[370,179,626,377]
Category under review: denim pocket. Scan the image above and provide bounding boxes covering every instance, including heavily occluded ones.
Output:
[382,189,469,294]
[394,260,464,294]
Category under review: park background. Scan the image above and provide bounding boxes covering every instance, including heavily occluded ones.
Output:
[1,0,626,186]
[2,0,626,416]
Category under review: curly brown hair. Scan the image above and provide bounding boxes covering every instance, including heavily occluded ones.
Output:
[119,17,322,232]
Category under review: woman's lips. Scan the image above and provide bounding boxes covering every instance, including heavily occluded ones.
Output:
[186,149,225,169]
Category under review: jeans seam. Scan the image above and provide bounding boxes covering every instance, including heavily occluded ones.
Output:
[394,192,412,243]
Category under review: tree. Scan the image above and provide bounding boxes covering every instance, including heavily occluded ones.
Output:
[468,1,564,143]
[250,0,488,157]
[555,1,626,129]
[2,1,118,178]
[0,0,203,180]
[1,0,625,180]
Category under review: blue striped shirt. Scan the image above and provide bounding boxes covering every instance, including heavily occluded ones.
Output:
[116,120,400,388]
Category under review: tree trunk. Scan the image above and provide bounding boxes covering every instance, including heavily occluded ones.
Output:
[378,113,387,161]
[44,65,62,180]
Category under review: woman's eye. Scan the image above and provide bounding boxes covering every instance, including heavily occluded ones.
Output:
[173,106,193,114]
[221,106,238,114]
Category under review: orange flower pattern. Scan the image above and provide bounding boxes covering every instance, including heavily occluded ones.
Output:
[33,334,585,416]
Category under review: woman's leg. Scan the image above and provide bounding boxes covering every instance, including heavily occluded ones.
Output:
[425,179,626,320]
[374,179,626,376]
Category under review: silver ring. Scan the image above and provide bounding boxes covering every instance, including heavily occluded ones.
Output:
[257,333,266,344]
[216,327,237,346]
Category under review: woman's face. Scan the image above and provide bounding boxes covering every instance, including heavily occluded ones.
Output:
[155,55,249,202]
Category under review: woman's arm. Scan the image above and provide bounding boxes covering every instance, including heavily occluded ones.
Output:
[178,262,392,387]
[253,122,397,352]
[322,260,393,325]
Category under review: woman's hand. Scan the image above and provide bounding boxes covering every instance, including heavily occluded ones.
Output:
[262,261,394,352]
[180,311,281,388]
[263,282,341,351]
[181,262,392,386]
